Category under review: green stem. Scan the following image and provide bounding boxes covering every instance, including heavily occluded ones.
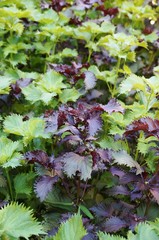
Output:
[112,57,121,97]
[5,169,14,201]
[87,49,92,63]
[135,148,139,161]
[146,92,152,112]
[125,138,130,154]
[52,40,58,56]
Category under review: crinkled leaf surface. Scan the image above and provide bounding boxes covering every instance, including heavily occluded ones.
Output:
[0,202,44,239]
[87,116,102,136]
[129,223,159,240]
[119,74,146,94]
[101,99,124,114]
[14,172,36,196]
[61,152,92,180]
[22,70,67,104]
[0,137,22,167]
[3,114,49,145]
[0,76,13,94]
[35,175,59,202]
[47,213,87,240]
[84,71,97,90]
[98,232,126,240]
[59,88,81,103]
[125,118,159,138]
[103,217,127,233]
[112,151,143,174]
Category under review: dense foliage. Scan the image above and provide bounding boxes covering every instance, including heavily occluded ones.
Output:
[0,0,159,239]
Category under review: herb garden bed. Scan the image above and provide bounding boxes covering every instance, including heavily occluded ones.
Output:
[0,0,159,239]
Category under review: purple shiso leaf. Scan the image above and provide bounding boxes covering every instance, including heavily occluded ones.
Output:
[87,116,102,136]
[84,71,97,90]
[101,99,124,114]
[131,190,143,201]
[24,150,49,167]
[56,125,80,136]
[112,150,143,175]
[34,175,59,202]
[125,117,159,137]
[60,134,82,144]
[103,217,127,232]
[96,149,112,162]
[87,89,103,100]
[61,152,92,180]
[44,111,58,133]
[119,172,141,184]
[110,166,125,178]
[150,188,159,204]
[82,233,97,240]
[90,203,113,218]
[107,185,130,196]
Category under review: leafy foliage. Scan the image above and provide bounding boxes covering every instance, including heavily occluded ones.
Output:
[4,114,49,145]
[0,0,159,239]
[0,202,44,239]
[46,213,87,240]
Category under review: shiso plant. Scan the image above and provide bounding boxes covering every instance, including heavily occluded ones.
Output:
[0,0,159,239]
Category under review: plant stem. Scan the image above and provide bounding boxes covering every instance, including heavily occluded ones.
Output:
[135,147,139,161]
[81,179,88,201]
[144,197,151,217]
[87,49,92,63]
[5,169,14,201]
[112,57,121,97]
[125,138,130,154]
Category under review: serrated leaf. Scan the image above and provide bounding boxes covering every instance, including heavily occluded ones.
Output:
[0,137,22,167]
[50,213,87,240]
[149,218,159,235]
[0,76,13,94]
[132,223,159,240]
[101,99,124,114]
[150,188,159,205]
[61,152,92,180]
[22,70,67,105]
[4,115,49,145]
[14,172,36,196]
[39,70,66,93]
[107,185,129,196]
[3,114,24,135]
[90,203,112,218]
[22,85,42,103]
[103,217,127,233]
[98,231,126,240]
[112,151,143,174]
[87,116,102,136]
[0,202,45,239]
[125,117,159,138]
[59,88,81,103]
[84,71,97,90]
[34,175,59,202]
[119,74,145,94]
[24,150,49,166]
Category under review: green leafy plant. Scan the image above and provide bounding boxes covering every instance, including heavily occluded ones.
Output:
[0,202,44,239]
[0,0,159,239]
